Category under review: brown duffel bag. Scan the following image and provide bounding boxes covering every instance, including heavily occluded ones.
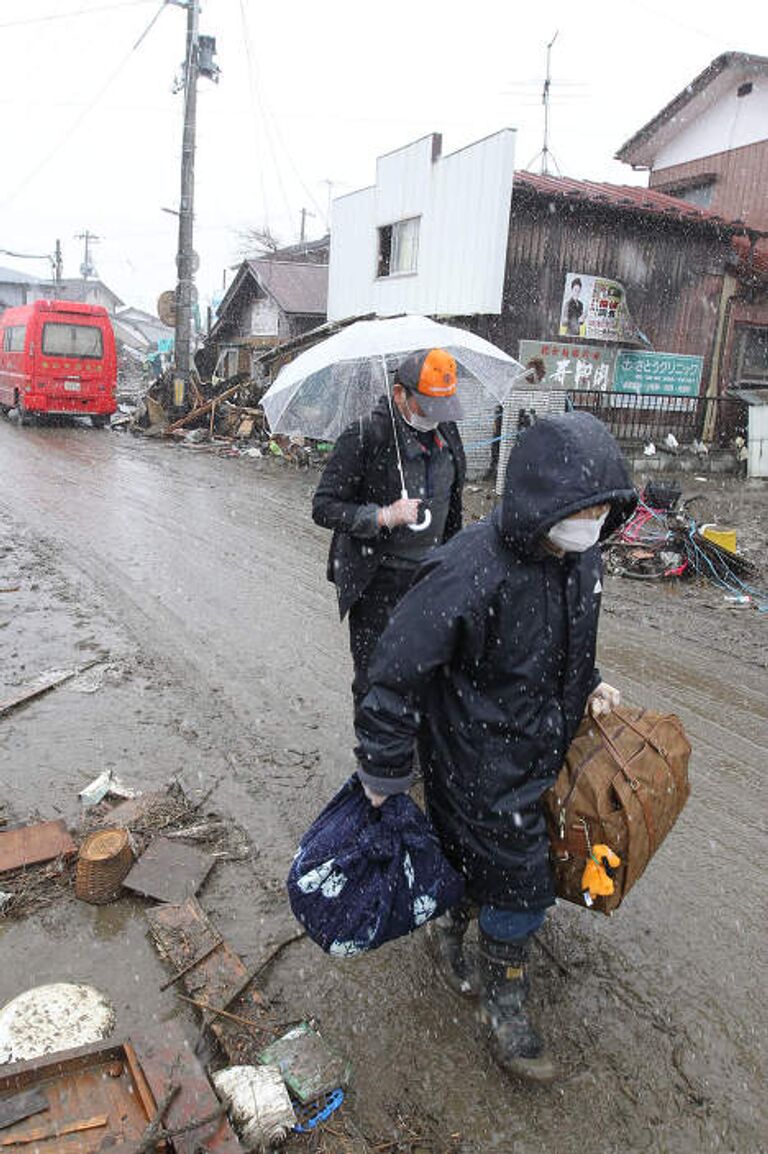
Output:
[544,706,691,914]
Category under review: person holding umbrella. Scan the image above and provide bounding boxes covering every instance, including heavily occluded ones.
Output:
[312,348,466,708]
[354,411,636,1083]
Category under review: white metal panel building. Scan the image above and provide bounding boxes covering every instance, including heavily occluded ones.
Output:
[328,130,516,323]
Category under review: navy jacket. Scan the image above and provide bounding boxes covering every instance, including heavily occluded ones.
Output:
[354,412,637,911]
[312,397,465,619]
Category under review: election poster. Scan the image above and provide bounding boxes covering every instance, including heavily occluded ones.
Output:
[559,273,642,343]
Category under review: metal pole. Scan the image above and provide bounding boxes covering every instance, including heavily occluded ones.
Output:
[541,31,558,176]
[54,239,62,285]
[173,0,200,410]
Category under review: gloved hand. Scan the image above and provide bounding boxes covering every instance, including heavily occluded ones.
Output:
[588,681,621,717]
[361,782,388,808]
[378,497,422,529]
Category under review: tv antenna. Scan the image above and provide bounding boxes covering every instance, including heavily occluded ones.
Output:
[526,31,561,175]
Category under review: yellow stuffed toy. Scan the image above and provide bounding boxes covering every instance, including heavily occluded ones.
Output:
[581,844,621,904]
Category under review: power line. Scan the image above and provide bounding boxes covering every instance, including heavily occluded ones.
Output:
[0,1,169,209]
[0,0,156,30]
[238,0,325,237]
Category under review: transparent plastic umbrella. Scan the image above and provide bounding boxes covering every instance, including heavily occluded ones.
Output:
[260,314,526,444]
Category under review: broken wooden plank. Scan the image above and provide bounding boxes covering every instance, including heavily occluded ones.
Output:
[147,898,266,1064]
[138,1022,241,1154]
[123,837,214,904]
[164,375,250,434]
[0,661,102,720]
[0,1114,107,1146]
[0,821,76,874]
[0,1090,48,1132]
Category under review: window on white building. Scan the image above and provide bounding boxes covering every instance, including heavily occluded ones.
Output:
[377,217,420,278]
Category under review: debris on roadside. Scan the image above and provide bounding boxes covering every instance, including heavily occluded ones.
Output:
[79,770,138,808]
[122,836,215,904]
[260,1024,349,1105]
[603,484,767,607]
[0,660,105,720]
[0,1040,165,1151]
[147,896,271,1065]
[74,829,133,905]
[0,821,76,875]
[0,983,115,1064]
[212,1064,296,1150]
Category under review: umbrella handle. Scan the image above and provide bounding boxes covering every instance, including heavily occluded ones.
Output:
[402,489,432,533]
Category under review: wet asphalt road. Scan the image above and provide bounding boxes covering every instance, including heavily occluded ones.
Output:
[0,421,765,1153]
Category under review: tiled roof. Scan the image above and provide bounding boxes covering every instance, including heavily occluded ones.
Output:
[513,170,738,228]
[248,259,328,315]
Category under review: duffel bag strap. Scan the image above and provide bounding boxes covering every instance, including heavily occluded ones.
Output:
[591,712,641,791]
[593,709,659,854]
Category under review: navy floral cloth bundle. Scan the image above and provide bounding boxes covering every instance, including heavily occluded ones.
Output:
[287,776,464,956]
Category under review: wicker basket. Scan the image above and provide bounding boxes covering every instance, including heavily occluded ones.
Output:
[75,828,133,905]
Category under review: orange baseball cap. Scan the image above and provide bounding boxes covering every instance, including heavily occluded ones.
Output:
[395,348,464,422]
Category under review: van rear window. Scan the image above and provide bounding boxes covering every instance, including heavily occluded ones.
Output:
[3,325,26,352]
[42,322,103,359]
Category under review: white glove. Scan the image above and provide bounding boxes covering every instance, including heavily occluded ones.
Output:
[588,681,621,718]
[362,782,388,807]
[379,497,422,529]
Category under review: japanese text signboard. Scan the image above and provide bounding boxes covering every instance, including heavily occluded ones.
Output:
[519,339,618,391]
[520,340,704,400]
[612,351,703,397]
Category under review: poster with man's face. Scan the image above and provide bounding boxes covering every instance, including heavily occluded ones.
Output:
[559,273,639,342]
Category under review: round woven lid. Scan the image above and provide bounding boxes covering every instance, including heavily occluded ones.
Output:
[79,828,130,863]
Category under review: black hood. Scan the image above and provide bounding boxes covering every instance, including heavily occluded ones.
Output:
[497,411,637,551]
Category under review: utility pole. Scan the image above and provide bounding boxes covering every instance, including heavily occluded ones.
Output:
[54,239,63,286]
[299,207,315,244]
[170,2,218,411]
[172,0,199,411]
[76,230,100,280]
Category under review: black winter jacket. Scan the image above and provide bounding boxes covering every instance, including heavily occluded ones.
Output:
[355,412,637,911]
[312,397,466,619]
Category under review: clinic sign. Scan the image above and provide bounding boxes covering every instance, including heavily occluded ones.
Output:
[613,351,703,398]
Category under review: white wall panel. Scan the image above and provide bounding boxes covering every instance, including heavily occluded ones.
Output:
[328,130,516,322]
[655,79,768,169]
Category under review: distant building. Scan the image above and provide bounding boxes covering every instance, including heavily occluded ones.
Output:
[616,52,768,232]
[42,277,124,314]
[0,266,48,312]
[203,252,328,379]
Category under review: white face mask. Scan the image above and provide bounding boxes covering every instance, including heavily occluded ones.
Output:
[547,511,608,553]
[402,395,439,433]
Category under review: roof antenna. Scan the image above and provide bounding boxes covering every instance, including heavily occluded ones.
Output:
[526,32,561,175]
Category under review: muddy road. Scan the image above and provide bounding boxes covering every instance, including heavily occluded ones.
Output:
[0,421,765,1152]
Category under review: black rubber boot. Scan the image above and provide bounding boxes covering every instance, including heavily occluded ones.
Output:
[426,904,479,998]
[477,932,557,1084]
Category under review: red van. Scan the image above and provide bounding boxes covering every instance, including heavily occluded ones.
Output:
[0,299,117,426]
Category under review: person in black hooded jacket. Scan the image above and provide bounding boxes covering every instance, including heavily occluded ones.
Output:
[354,411,637,1083]
[312,349,466,709]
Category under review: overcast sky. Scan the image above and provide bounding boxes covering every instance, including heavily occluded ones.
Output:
[1,0,765,317]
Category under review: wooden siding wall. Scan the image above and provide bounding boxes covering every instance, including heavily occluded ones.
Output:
[650,140,768,233]
[447,195,729,394]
